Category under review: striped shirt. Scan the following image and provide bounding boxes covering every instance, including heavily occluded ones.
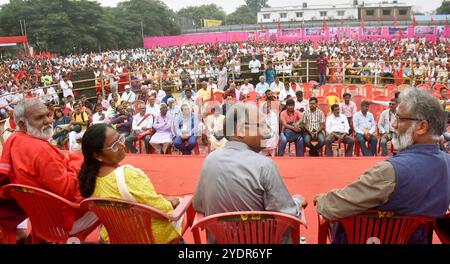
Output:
[302,109,325,132]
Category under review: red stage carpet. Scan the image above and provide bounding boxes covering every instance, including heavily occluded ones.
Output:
[122,155,388,244]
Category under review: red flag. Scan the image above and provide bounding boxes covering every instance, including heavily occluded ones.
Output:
[323,18,328,31]
[412,16,417,28]
[446,16,449,26]
[393,18,398,28]
[361,17,365,29]
[431,17,435,25]
[259,19,264,30]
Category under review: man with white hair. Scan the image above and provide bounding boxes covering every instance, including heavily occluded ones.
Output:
[193,102,307,243]
[0,99,83,202]
[314,88,450,244]
[0,99,98,239]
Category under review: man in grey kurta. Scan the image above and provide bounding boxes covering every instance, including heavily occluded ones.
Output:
[193,103,306,243]
[193,141,303,217]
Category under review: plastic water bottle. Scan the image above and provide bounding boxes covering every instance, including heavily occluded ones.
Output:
[300,236,307,244]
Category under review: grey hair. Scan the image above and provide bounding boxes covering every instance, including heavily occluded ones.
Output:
[224,102,262,140]
[14,99,43,129]
[399,88,446,140]
[180,103,190,111]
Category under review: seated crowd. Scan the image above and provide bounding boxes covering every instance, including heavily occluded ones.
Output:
[0,86,448,244]
[1,72,449,158]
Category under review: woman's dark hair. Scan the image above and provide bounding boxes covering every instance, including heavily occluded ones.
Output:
[54,109,64,118]
[78,123,109,198]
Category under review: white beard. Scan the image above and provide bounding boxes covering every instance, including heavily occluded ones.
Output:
[392,125,415,151]
[25,120,53,141]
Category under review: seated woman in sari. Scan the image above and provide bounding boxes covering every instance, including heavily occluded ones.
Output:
[78,124,181,243]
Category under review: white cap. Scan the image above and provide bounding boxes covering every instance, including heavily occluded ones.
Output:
[125,84,131,89]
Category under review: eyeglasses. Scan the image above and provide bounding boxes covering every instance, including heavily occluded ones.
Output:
[393,113,423,123]
[103,134,125,152]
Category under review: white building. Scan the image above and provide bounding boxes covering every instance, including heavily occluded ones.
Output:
[257,1,359,23]
[257,0,412,23]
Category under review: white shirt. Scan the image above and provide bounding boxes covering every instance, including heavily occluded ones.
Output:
[353,111,376,135]
[278,87,296,102]
[249,59,261,73]
[240,83,254,95]
[6,91,22,105]
[378,109,396,135]
[146,104,160,116]
[132,113,154,131]
[295,99,309,112]
[207,83,218,91]
[181,98,196,110]
[60,80,73,98]
[0,95,8,108]
[92,111,110,124]
[270,81,285,94]
[121,90,136,103]
[255,82,270,96]
[326,113,350,134]
[156,90,166,102]
[36,87,58,104]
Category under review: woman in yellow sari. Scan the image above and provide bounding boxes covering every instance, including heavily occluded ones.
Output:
[78,124,181,243]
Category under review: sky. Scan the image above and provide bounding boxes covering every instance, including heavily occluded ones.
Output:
[0,0,444,14]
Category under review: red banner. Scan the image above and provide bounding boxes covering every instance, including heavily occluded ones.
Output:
[0,36,28,44]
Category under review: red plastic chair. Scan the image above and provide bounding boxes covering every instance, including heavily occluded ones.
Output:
[333,84,344,98]
[192,211,307,244]
[387,89,398,99]
[2,184,99,244]
[319,84,333,96]
[318,102,331,116]
[362,84,374,99]
[417,83,431,91]
[352,94,366,112]
[434,212,450,244]
[372,90,386,99]
[316,96,327,104]
[318,211,434,244]
[433,83,447,91]
[80,196,195,244]
[301,83,313,99]
[0,224,16,244]
[246,91,259,101]
[384,84,398,93]
[369,96,388,122]
[346,85,361,96]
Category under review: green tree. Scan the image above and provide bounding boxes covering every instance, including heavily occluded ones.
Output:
[436,1,450,14]
[225,5,256,25]
[177,4,226,28]
[0,0,180,53]
[245,0,269,15]
[115,0,180,49]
